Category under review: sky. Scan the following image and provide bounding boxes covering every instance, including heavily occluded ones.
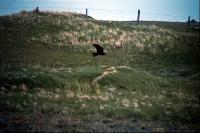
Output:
[0,0,199,22]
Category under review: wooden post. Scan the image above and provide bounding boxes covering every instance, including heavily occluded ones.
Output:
[86,8,88,16]
[36,6,39,13]
[187,16,191,26]
[137,9,140,24]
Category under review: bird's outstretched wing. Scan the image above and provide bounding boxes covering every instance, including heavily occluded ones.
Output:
[92,44,104,52]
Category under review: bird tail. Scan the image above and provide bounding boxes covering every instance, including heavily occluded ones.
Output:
[92,52,98,57]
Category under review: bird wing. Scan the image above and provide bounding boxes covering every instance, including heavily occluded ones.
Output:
[92,44,104,52]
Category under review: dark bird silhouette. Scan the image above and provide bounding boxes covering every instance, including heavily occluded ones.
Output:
[92,44,106,57]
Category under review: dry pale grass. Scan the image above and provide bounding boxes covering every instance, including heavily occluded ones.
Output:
[93,65,135,85]
[92,66,118,85]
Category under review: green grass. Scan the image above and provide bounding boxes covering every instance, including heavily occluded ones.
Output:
[0,11,200,131]
[1,63,199,123]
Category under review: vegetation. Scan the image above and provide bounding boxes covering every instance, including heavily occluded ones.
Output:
[0,11,200,132]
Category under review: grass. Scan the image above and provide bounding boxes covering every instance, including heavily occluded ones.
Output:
[0,11,200,132]
[1,63,199,122]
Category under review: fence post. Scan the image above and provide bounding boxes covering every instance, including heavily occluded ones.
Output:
[137,9,140,24]
[187,16,191,26]
[86,8,88,16]
[36,6,39,13]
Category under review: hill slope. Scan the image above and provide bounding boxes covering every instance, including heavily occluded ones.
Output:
[0,11,200,132]
[1,11,200,78]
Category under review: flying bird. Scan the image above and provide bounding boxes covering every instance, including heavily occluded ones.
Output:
[92,44,106,57]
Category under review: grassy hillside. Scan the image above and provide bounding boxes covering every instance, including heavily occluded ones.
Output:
[0,11,200,132]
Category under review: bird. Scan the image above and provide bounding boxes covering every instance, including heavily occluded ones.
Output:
[92,44,106,57]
